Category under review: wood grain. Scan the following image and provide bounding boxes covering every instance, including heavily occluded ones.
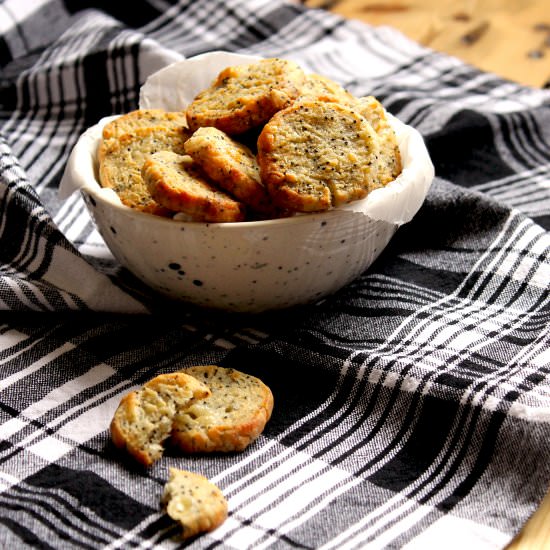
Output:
[506,489,550,550]
[299,1,550,547]
[303,0,550,87]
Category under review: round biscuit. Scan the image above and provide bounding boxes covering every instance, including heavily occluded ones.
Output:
[357,95,402,185]
[298,73,355,105]
[101,109,189,140]
[141,151,246,222]
[185,58,306,135]
[98,125,188,215]
[257,100,381,212]
[173,365,274,453]
[184,127,277,216]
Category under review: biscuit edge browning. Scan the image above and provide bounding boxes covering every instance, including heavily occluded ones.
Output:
[184,127,278,216]
[142,151,247,222]
[162,467,228,540]
[185,58,306,135]
[173,365,274,453]
[257,100,382,212]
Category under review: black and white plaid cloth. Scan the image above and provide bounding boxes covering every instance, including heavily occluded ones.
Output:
[1,1,549,548]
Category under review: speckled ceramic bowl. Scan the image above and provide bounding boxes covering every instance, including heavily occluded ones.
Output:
[60,52,434,313]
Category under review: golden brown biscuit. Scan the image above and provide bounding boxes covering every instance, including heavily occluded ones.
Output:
[162,468,228,540]
[141,151,246,222]
[257,100,381,212]
[298,73,355,105]
[185,58,306,135]
[184,127,276,216]
[173,365,274,453]
[98,125,189,215]
[357,95,402,184]
[110,373,211,466]
[101,109,189,140]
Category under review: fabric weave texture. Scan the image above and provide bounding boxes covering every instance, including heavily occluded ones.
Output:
[0,1,549,548]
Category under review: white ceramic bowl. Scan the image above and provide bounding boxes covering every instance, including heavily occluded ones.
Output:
[60,52,434,313]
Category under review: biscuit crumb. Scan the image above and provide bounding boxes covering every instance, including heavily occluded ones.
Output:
[162,468,228,540]
[110,373,211,466]
[142,151,246,222]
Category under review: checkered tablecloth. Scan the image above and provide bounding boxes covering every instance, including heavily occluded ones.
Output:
[1,1,549,548]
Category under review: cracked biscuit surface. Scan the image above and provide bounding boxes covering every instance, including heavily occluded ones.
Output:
[110,372,211,466]
[185,58,306,135]
[257,100,381,212]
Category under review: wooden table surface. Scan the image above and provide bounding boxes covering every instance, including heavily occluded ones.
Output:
[303,0,550,88]
[301,1,550,548]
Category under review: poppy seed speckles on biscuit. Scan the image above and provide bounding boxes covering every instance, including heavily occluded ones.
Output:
[173,365,274,453]
[185,58,306,135]
[98,124,188,215]
[141,151,246,222]
[97,59,403,222]
[357,95,403,185]
[110,366,273,464]
[162,468,228,540]
[257,100,382,212]
[110,372,211,466]
[184,126,282,217]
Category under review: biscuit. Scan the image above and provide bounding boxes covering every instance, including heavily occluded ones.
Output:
[162,468,228,540]
[257,100,381,211]
[184,127,275,216]
[110,373,211,466]
[173,365,274,453]
[98,125,189,215]
[185,58,306,135]
[298,73,355,105]
[357,96,402,185]
[141,151,246,222]
[101,109,189,141]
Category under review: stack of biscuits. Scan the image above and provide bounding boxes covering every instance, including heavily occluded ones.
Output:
[98,58,402,222]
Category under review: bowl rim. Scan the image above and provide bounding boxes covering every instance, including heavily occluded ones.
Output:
[62,113,433,230]
[82,178,364,229]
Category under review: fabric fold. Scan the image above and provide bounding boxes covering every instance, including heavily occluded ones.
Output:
[0,1,549,548]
